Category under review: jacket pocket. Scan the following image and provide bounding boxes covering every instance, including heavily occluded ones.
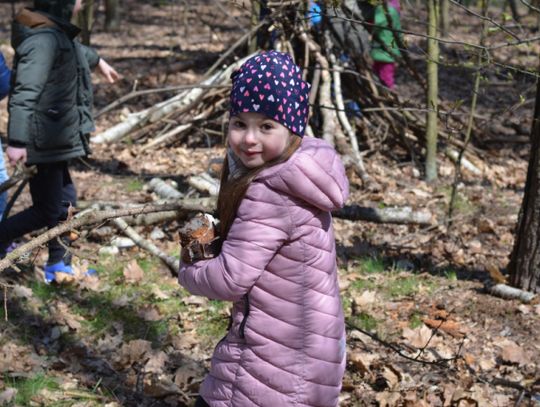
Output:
[33,105,79,150]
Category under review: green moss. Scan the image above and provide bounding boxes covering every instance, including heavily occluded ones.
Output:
[409,312,423,329]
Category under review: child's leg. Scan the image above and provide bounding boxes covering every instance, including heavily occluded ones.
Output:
[373,61,396,89]
[47,164,76,266]
[0,162,68,256]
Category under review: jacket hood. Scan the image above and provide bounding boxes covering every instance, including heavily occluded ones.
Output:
[12,8,80,48]
[256,136,349,212]
[34,0,75,21]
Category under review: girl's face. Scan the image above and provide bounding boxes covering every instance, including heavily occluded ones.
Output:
[73,0,84,17]
[228,112,292,169]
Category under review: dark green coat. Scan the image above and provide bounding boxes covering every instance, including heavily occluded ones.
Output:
[7,8,99,164]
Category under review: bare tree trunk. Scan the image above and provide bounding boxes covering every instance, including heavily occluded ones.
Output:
[507,58,540,294]
[425,0,439,182]
[248,0,261,53]
[77,0,95,45]
[105,0,120,31]
[440,0,450,35]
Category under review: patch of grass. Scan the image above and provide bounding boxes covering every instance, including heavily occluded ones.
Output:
[5,374,59,405]
[358,257,385,274]
[348,312,378,333]
[196,313,228,339]
[409,312,423,329]
[444,269,458,281]
[350,278,377,291]
[30,281,58,302]
[126,178,144,192]
[387,275,422,298]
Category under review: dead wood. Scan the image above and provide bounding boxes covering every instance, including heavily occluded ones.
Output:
[485,283,538,303]
[112,217,179,275]
[334,204,433,225]
[0,201,212,273]
[148,178,184,199]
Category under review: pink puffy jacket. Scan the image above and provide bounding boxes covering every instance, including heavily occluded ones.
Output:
[179,136,349,407]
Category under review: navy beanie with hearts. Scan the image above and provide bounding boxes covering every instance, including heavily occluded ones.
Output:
[230,51,311,137]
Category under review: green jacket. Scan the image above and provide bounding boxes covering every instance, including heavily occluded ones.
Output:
[370,5,402,63]
[8,8,99,164]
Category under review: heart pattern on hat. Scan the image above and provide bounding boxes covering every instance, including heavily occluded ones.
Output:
[230,50,311,137]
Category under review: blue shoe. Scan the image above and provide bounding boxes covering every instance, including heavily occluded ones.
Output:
[44,261,97,284]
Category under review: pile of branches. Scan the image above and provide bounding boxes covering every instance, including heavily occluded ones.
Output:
[92,1,486,185]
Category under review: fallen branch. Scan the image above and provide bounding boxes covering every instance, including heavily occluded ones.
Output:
[112,218,179,275]
[0,166,37,194]
[0,200,212,273]
[334,205,433,225]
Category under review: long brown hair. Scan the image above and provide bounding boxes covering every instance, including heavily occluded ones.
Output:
[217,135,302,240]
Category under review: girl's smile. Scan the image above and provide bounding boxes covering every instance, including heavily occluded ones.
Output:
[228,112,293,168]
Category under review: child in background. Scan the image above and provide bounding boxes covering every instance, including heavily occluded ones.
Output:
[0,52,11,220]
[179,50,349,407]
[2,0,119,281]
[370,0,402,89]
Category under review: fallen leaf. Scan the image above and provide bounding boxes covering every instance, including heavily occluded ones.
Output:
[348,351,377,374]
[422,318,466,338]
[353,290,377,307]
[500,342,527,365]
[0,388,17,404]
[402,325,433,349]
[12,285,33,299]
[123,260,144,283]
[137,304,162,321]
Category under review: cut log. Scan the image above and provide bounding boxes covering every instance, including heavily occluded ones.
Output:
[188,173,220,196]
[486,283,538,303]
[148,178,184,199]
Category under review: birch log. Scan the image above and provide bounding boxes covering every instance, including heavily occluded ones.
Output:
[112,217,180,275]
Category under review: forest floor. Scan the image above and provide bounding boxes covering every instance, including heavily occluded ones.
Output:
[0,1,539,406]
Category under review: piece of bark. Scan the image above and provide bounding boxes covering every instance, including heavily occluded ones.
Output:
[178,213,220,262]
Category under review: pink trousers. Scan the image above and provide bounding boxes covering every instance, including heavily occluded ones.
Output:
[373,61,396,89]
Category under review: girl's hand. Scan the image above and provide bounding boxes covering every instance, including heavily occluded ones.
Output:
[6,146,27,165]
[97,58,120,83]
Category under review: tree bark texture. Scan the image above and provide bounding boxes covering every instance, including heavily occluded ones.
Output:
[508,67,540,293]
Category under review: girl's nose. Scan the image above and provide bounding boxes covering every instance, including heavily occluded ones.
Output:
[243,128,257,144]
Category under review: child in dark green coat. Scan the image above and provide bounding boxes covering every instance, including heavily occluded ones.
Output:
[3,0,119,282]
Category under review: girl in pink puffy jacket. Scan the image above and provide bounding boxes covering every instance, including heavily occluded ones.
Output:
[179,50,349,407]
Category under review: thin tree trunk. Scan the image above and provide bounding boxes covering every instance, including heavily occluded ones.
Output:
[105,0,120,31]
[425,0,440,182]
[507,58,540,293]
[77,0,95,45]
[440,0,450,36]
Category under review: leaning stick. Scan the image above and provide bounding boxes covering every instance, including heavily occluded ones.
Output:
[112,217,179,275]
[330,55,372,186]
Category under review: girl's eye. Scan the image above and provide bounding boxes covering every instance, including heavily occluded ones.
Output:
[232,120,245,128]
[261,123,274,131]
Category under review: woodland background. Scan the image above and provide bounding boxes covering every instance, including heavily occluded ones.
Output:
[0,0,539,406]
